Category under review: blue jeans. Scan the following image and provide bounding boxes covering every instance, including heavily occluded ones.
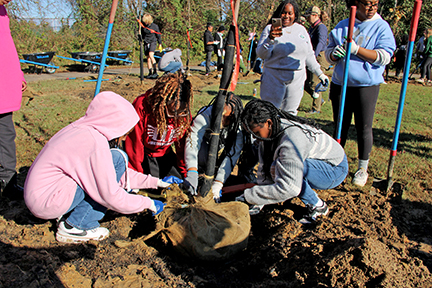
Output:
[66,149,127,230]
[160,61,182,74]
[298,155,348,206]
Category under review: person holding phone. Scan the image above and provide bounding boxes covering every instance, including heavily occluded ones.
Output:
[256,0,329,115]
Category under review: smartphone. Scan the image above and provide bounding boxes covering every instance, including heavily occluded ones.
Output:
[272,18,282,28]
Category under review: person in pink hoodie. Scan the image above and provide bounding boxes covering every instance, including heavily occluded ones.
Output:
[24,91,177,243]
[0,0,27,198]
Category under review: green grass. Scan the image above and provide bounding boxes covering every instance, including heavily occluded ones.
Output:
[14,73,432,204]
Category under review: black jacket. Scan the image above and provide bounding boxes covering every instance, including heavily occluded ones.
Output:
[203,29,214,53]
[141,22,162,45]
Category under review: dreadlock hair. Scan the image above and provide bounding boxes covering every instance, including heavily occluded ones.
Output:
[146,71,193,140]
[267,0,300,25]
[241,99,320,179]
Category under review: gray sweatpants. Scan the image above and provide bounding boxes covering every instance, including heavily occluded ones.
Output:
[0,112,17,184]
[260,67,306,115]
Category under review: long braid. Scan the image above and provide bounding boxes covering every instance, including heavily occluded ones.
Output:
[146,71,193,140]
[219,93,243,169]
[241,99,321,179]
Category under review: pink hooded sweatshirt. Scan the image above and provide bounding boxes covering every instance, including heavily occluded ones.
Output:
[24,91,159,219]
[0,5,26,114]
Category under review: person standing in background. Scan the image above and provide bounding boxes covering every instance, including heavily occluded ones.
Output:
[303,6,329,114]
[203,23,217,76]
[416,28,432,84]
[141,13,162,79]
[256,0,329,115]
[214,25,225,72]
[0,0,27,199]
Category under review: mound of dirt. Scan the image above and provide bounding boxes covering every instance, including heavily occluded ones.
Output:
[1,72,431,287]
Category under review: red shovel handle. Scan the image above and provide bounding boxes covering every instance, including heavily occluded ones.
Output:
[221,183,256,194]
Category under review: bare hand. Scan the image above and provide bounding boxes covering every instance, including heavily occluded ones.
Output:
[269,26,282,40]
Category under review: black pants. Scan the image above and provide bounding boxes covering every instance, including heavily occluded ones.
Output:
[142,149,183,179]
[421,56,432,80]
[330,83,380,161]
[205,51,212,74]
[0,112,16,184]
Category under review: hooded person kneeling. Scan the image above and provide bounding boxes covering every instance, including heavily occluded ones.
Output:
[24,91,176,243]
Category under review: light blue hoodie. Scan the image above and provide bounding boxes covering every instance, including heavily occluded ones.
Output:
[326,14,395,87]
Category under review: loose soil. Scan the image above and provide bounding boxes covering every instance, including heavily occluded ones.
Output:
[1,72,431,287]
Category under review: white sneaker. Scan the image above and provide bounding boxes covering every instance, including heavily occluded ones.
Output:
[299,202,329,224]
[249,204,265,215]
[416,78,425,83]
[312,92,320,99]
[56,221,109,243]
[352,168,369,187]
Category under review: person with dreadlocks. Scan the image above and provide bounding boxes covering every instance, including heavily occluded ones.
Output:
[183,93,246,202]
[125,72,192,181]
[237,99,348,222]
[24,91,173,243]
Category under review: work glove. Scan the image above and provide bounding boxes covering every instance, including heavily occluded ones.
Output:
[213,40,220,45]
[318,74,329,87]
[235,194,246,203]
[331,45,346,59]
[181,170,199,195]
[344,39,360,55]
[161,176,183,184]
[211,181,224,203]
[148,199,166,216]
[158,44,163,52]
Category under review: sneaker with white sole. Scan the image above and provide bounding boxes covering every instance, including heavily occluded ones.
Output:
[352,168,368,187]
[299,202,329,224]
[56,221,109,243]
[235,194,265,215]
[248,204,265,215]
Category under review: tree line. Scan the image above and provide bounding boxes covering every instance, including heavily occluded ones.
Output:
[7,0,432,65]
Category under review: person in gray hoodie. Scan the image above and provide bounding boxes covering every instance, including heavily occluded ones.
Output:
[158,48,184,74]
[237,99,348,223]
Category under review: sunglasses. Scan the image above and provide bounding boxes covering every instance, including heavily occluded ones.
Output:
[358,0,379,9]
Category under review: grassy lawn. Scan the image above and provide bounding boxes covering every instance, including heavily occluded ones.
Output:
[14,73,432,204]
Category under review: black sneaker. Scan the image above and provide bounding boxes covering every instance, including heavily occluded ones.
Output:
[299,202,329,224]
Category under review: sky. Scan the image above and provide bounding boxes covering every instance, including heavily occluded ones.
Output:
[12,0,73,20]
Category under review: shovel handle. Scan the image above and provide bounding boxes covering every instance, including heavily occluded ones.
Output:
[221,183,256,194]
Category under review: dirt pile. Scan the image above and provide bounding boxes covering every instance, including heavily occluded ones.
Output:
[1,72,431,287]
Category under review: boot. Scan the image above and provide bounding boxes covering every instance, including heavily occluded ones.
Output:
[148,66,158,79]
[145,69,153,79]
[1,173,24,200]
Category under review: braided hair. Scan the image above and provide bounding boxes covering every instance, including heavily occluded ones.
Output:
[241,99,320,179]
[197,92,243,169]
[146,71,193,140]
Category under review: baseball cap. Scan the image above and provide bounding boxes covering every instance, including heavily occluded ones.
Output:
[304,6,321,16]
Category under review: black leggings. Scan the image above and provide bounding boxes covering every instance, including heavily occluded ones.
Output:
[330,83,380,161]
[420,56,432,80]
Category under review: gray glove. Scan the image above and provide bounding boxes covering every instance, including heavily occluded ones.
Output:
[182,170,198,195]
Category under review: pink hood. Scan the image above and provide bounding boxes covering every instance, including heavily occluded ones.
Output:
[24,91,159,219]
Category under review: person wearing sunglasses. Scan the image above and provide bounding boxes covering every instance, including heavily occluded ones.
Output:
[236,99,348,221]
[125,72,192,181]
[325,0,395,187]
